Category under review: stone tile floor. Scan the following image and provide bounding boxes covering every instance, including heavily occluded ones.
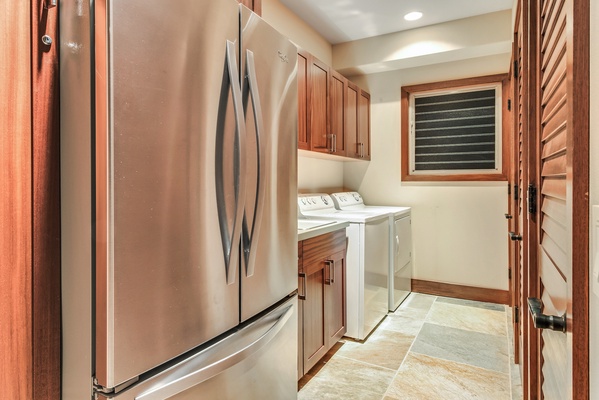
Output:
[298,293,523,399]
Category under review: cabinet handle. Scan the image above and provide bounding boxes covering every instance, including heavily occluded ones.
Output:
[505,214,513,219]
[298,272,307,300]
[509,232,522,241]
[325,260,334,285]
[527,297,566,332]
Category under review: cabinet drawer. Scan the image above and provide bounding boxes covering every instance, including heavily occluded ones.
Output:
[303,229,346,267]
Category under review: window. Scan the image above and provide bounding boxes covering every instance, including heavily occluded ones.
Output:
[401,75,509,181]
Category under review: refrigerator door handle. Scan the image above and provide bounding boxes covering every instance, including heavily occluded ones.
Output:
[134,304,294,400]
[216,40,247,285]
[241,49,265,278]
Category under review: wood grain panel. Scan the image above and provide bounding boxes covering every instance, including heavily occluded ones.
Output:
[541,154,566,177]
[303,264,326,373]
[541,329,567,399]
[541,215,568,252]
[541,197,567,227]
[0,0,33,398]
[345,81,359,158]
[358,89,371,160]
[541,127,566,158]
[539,250,568,311]
[31,1,61,397]
[541,178,567,200]
[411,280,510,305]
[541,232,568,278]
[309,57,329,152]
[329,70,346,156]
[303,230,346,267]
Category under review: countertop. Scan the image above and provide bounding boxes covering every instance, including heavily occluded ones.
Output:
[297,219,349,241]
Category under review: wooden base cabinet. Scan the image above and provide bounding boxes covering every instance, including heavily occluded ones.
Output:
[298,230,347,378]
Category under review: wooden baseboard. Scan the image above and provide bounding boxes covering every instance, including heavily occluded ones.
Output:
[411,279,510,305]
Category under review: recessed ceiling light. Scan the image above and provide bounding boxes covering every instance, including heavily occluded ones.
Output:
[404,11,423,21]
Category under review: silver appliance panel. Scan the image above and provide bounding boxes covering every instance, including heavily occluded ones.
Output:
[239,6,298,322]
[98,297,298,400]
[95,0,242,388]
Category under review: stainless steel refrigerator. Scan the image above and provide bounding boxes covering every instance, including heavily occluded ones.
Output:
[60,1,298,398]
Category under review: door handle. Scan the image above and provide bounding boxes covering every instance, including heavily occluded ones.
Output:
[241,49,265,279]
[298,272,307,300]
[325,260,334,285]
[527,297,566,332]
[505,214,513,219]
[216,40,247,285]
[509,232,522,241]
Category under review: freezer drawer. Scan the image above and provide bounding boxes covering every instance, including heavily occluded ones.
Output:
[99,296,298,400]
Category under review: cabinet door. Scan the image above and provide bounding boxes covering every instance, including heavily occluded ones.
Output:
[297,50,310,150]
[301,259,327,374]
[325,250,346,347]
[358,89,371,160]
[309,57,330,153]
[329,70,346,156]
[345,81,360,159]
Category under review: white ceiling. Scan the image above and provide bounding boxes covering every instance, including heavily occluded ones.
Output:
[279,0,513,45]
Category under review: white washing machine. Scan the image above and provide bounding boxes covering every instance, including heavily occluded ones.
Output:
[298,194,392,340]
[331,192,412,311]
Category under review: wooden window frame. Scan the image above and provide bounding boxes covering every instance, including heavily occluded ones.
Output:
[401,74,510,182]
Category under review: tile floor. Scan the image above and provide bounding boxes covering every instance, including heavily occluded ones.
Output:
[298,293,523,399]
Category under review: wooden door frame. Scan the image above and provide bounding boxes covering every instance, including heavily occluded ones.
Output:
[0,1,61,398]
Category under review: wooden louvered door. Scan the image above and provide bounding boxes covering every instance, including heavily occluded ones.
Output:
[531,0,589,398]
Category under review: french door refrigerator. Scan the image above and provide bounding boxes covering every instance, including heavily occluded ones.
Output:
[60,1,298,398]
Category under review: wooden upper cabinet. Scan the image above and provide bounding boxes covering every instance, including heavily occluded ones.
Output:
[238,0,261,15]
[296,48,370,160]
[328,70,346,156]
[309,57,330,153]
[297,50,310,150]
[358,89,371,160]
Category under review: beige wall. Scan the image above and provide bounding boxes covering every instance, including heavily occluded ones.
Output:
[261,0,332,65]
[344,55,510,291]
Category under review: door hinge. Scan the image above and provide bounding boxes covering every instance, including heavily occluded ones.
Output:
[514,184,518,201]
[527,184,537,214]
[508,268,512,280]
[514,306,519,323]
[513,60,518,78]
[507,99,511,111]
[507,182,511,196]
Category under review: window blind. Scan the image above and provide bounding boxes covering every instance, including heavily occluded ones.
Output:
[413,88,497,171]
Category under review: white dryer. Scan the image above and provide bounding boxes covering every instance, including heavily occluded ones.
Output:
[331,192,412,311]
[298,194,392,340]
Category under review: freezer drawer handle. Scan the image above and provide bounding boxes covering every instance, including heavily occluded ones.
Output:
[135,304,294,400]
[527,297,566,332]
[241,49,265,278]
[216,40,247,285]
